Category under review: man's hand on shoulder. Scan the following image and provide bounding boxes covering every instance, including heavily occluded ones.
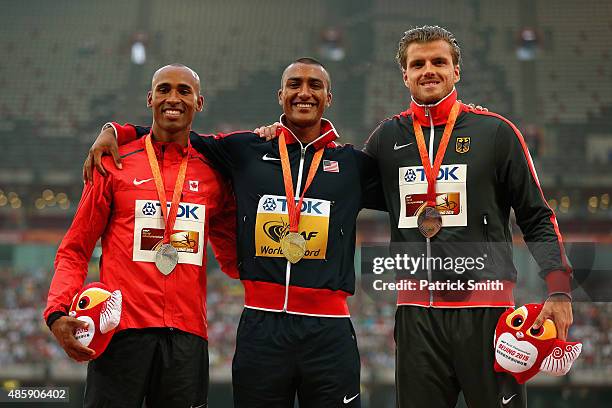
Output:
[253,122,282,141]
[50,315,96,362]
[533,293,573,341]
[457,99,489,112]
[83,125,122,184]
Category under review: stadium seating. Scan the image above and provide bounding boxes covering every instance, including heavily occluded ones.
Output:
[364,0,516,128]
[535,0,612,124]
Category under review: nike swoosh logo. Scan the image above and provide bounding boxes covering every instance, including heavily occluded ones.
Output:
[133,178,154,186]
[343,393,359,404]
[393,142,413,150]
[190,404,206,408]
[502,394,517,405]
[262,153,280,161]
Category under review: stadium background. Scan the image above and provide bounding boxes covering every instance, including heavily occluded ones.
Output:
[1,0,611,406]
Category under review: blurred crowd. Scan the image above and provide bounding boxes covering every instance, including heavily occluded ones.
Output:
[1,267,611,378]
[0,268,60,366]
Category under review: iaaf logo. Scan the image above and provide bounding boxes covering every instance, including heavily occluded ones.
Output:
[262,218,319,243]
[258,195,329,216]
[140,201,201,220]
[404,165,462,183]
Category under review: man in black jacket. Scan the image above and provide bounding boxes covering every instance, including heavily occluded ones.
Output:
[364,25,572,408]
[85,58,384,408]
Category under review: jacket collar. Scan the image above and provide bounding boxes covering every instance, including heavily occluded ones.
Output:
[409,88,458,127]
[142,131,192,157]
[279,114,339,150]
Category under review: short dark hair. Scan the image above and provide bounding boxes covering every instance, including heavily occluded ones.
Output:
[281,57,332,90]
[152,63,200,90]
[396,25,461,70]
[292,57,326,69]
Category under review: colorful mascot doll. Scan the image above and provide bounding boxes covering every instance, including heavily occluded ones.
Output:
[68,282,122,359]
[494,303,582,384]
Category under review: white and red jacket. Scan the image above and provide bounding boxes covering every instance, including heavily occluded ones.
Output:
[44,137,238,339]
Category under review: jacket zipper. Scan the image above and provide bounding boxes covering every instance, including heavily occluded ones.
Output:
[282,146,307,312]
[483,213,489,241]
[279,125,334,313]
[424,109,435,306]
[160,145,168,326]
[483,214,493,263]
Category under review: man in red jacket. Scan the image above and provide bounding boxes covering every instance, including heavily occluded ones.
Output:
[44,64,238,408]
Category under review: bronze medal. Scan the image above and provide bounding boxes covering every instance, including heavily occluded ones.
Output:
[155,243,179,275]
[280,232,307,264]
[411,101,461,240]
[417,206,442,238]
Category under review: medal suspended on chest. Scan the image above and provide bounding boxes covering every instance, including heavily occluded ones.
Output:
[280,232,307,264]
[412,102,460,238]
[278,129,324,263]
[417,206,442,238]
[155,243,179,275]
[144,134,190,275]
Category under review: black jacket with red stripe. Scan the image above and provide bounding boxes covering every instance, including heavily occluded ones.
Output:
[364,89,571,307]
[114,118,385,317]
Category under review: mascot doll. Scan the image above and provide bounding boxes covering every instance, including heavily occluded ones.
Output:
[69,282,122,359]
[494,303,582,384]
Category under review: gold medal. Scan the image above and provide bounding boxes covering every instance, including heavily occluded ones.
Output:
[417,207,442,238]
[155,243,179,275]
[280,232,307,264]
[277,129,324,264]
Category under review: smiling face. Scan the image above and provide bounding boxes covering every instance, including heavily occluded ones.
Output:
[147,65,203,137]
[278,62,332,132]
[402,40,460,105]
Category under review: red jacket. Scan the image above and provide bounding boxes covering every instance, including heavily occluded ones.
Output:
[44,137,238,339]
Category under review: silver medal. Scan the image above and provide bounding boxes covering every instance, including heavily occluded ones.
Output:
[155,243,178,275]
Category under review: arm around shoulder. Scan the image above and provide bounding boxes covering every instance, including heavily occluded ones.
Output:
[355,149,387,211]
[207,178,239,279]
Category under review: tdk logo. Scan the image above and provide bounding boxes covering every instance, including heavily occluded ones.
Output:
[142,202,156,216]
[277,198,322,215]
[404,166,460,183]
[261,197,323,215]
[141,202,200,220]
[174,204,199,219]
[262,197,277,211]
[404,169,417,183]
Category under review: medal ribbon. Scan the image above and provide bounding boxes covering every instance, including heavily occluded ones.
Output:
[278,129,324,233]
[412,101,461,207]
[144,134,189,244]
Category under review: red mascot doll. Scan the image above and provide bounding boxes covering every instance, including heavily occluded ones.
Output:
[68,282,122,359]
[494,303,582,383]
